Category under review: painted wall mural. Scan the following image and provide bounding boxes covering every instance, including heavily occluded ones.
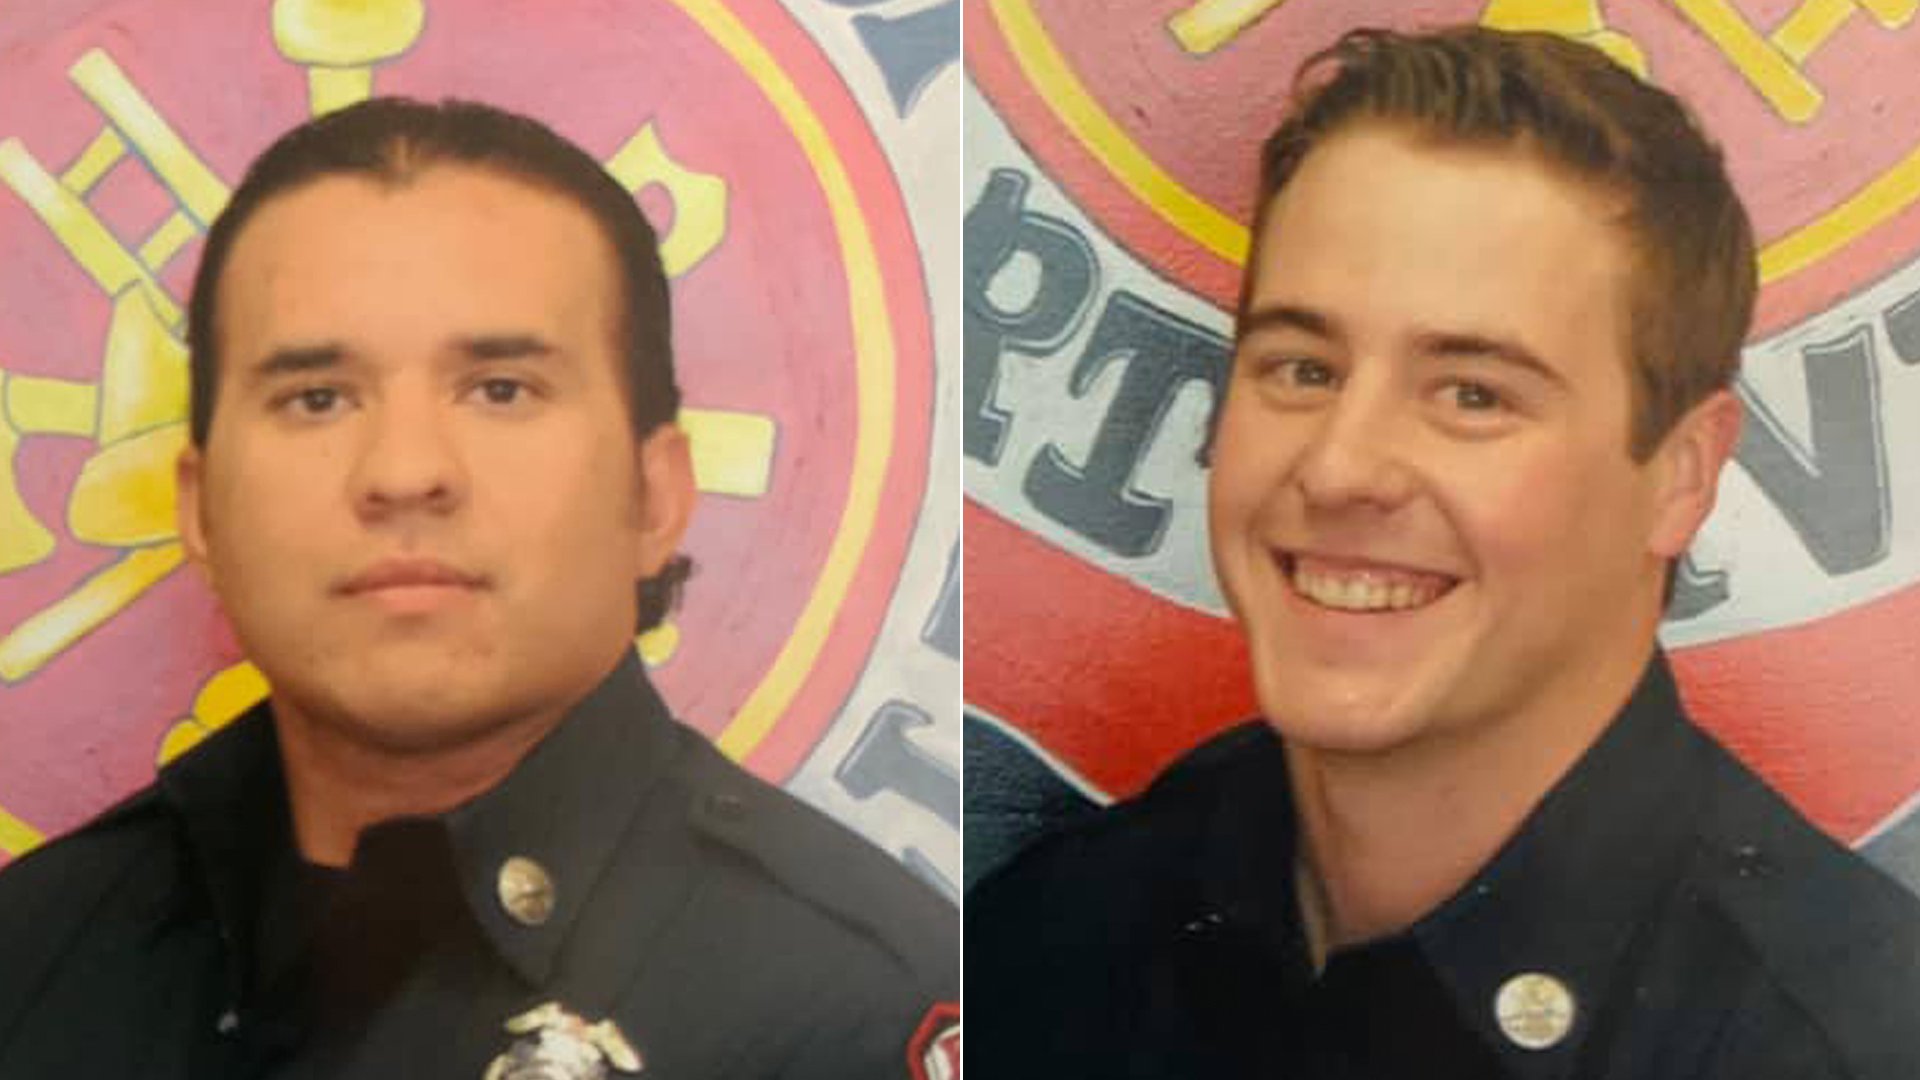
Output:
[963,0,1920,895]
[0,0,962,901]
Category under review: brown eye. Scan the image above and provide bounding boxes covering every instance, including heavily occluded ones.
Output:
[1288,359,1336,387]
[1451,381,1503,411]
[299,387,339,412]
[1252,357,1336,389]
[282,386,346,417]
[477,378,526,405]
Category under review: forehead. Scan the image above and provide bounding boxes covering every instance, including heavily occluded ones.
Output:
[215,164,621,360]
[1245,126,1633,352]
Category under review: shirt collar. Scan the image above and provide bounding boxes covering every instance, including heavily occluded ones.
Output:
[1196,727,1307,963]
[438,651,681,985]
[1410,652,1712,1078]
[157,697,290,997]
[1194,652,1713,1076]
[161,651,682,992]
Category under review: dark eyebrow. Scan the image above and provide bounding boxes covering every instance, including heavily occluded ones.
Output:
[245,335,557,384]
[1237,304,1340,343]
[250,344,346,380]
[1238,307,1570,387]
[1413,331,1567,387]
[456,334,558,361]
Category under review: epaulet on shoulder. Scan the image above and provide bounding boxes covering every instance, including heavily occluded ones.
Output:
[1146,719,1280,796]
[4,783,167,873]
[1697,764,1920,1072]
[0,783,169,948]
[675,731,955,987]
[999,720,1277,862]
[85,783,170,832]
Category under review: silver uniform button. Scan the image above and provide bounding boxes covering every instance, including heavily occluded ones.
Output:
[497,856,557,927]
[1494,972,1577,1050]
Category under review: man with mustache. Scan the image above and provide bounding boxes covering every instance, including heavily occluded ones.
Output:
[0,98,954,1078]
[970,25,1920,1078]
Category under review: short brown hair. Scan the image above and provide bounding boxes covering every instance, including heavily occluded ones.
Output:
[1243,26,1756,459]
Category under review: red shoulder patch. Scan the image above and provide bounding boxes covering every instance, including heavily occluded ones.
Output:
[907,1001,960,1080]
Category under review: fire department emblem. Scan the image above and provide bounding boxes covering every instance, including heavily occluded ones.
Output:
[0,0,948,874]
[968,0,1920,335]
[907,1002,960,1080]
[964,0,1920,888]
[484,1002,643,1080]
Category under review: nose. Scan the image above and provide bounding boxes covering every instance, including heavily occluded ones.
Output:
[1292,379,1417,512]
[348,389,465,522]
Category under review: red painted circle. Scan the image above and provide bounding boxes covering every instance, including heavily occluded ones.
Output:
[0,0,930,849]
[967,0,1920,335]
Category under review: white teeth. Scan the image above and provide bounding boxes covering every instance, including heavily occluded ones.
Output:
[1291,565,1445,612]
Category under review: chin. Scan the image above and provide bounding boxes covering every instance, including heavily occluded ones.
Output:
[1250,654,1459,757]
[281,656,513,751]
[330,687,520,754]
[1264,699,1436,756]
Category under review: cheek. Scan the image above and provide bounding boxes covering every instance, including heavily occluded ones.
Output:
[471,429,643,561]
[203,446,340,564]
[1207,458,1273,560]
[1207,408,1298,531]
[1443,439,1642,584]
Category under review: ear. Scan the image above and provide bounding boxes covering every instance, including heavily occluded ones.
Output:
[632,422,696,578]
[1646,388,1741,559]
[175,443,213,580]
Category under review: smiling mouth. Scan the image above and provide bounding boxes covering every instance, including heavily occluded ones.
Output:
[1279,552,1459,613]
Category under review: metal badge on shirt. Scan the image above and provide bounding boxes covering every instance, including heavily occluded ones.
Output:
[484,1003,641,1080]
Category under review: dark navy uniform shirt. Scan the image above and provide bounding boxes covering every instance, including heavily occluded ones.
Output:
[0,655,956,1078]
[968,655,1920,1078]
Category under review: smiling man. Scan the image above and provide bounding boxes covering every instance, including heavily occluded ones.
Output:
[0,99,954,1079]
[969,26,1920,1079]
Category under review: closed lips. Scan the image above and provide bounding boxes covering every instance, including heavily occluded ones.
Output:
[337,559,486,594]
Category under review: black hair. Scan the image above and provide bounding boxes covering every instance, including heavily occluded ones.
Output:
[186,97,691,631]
